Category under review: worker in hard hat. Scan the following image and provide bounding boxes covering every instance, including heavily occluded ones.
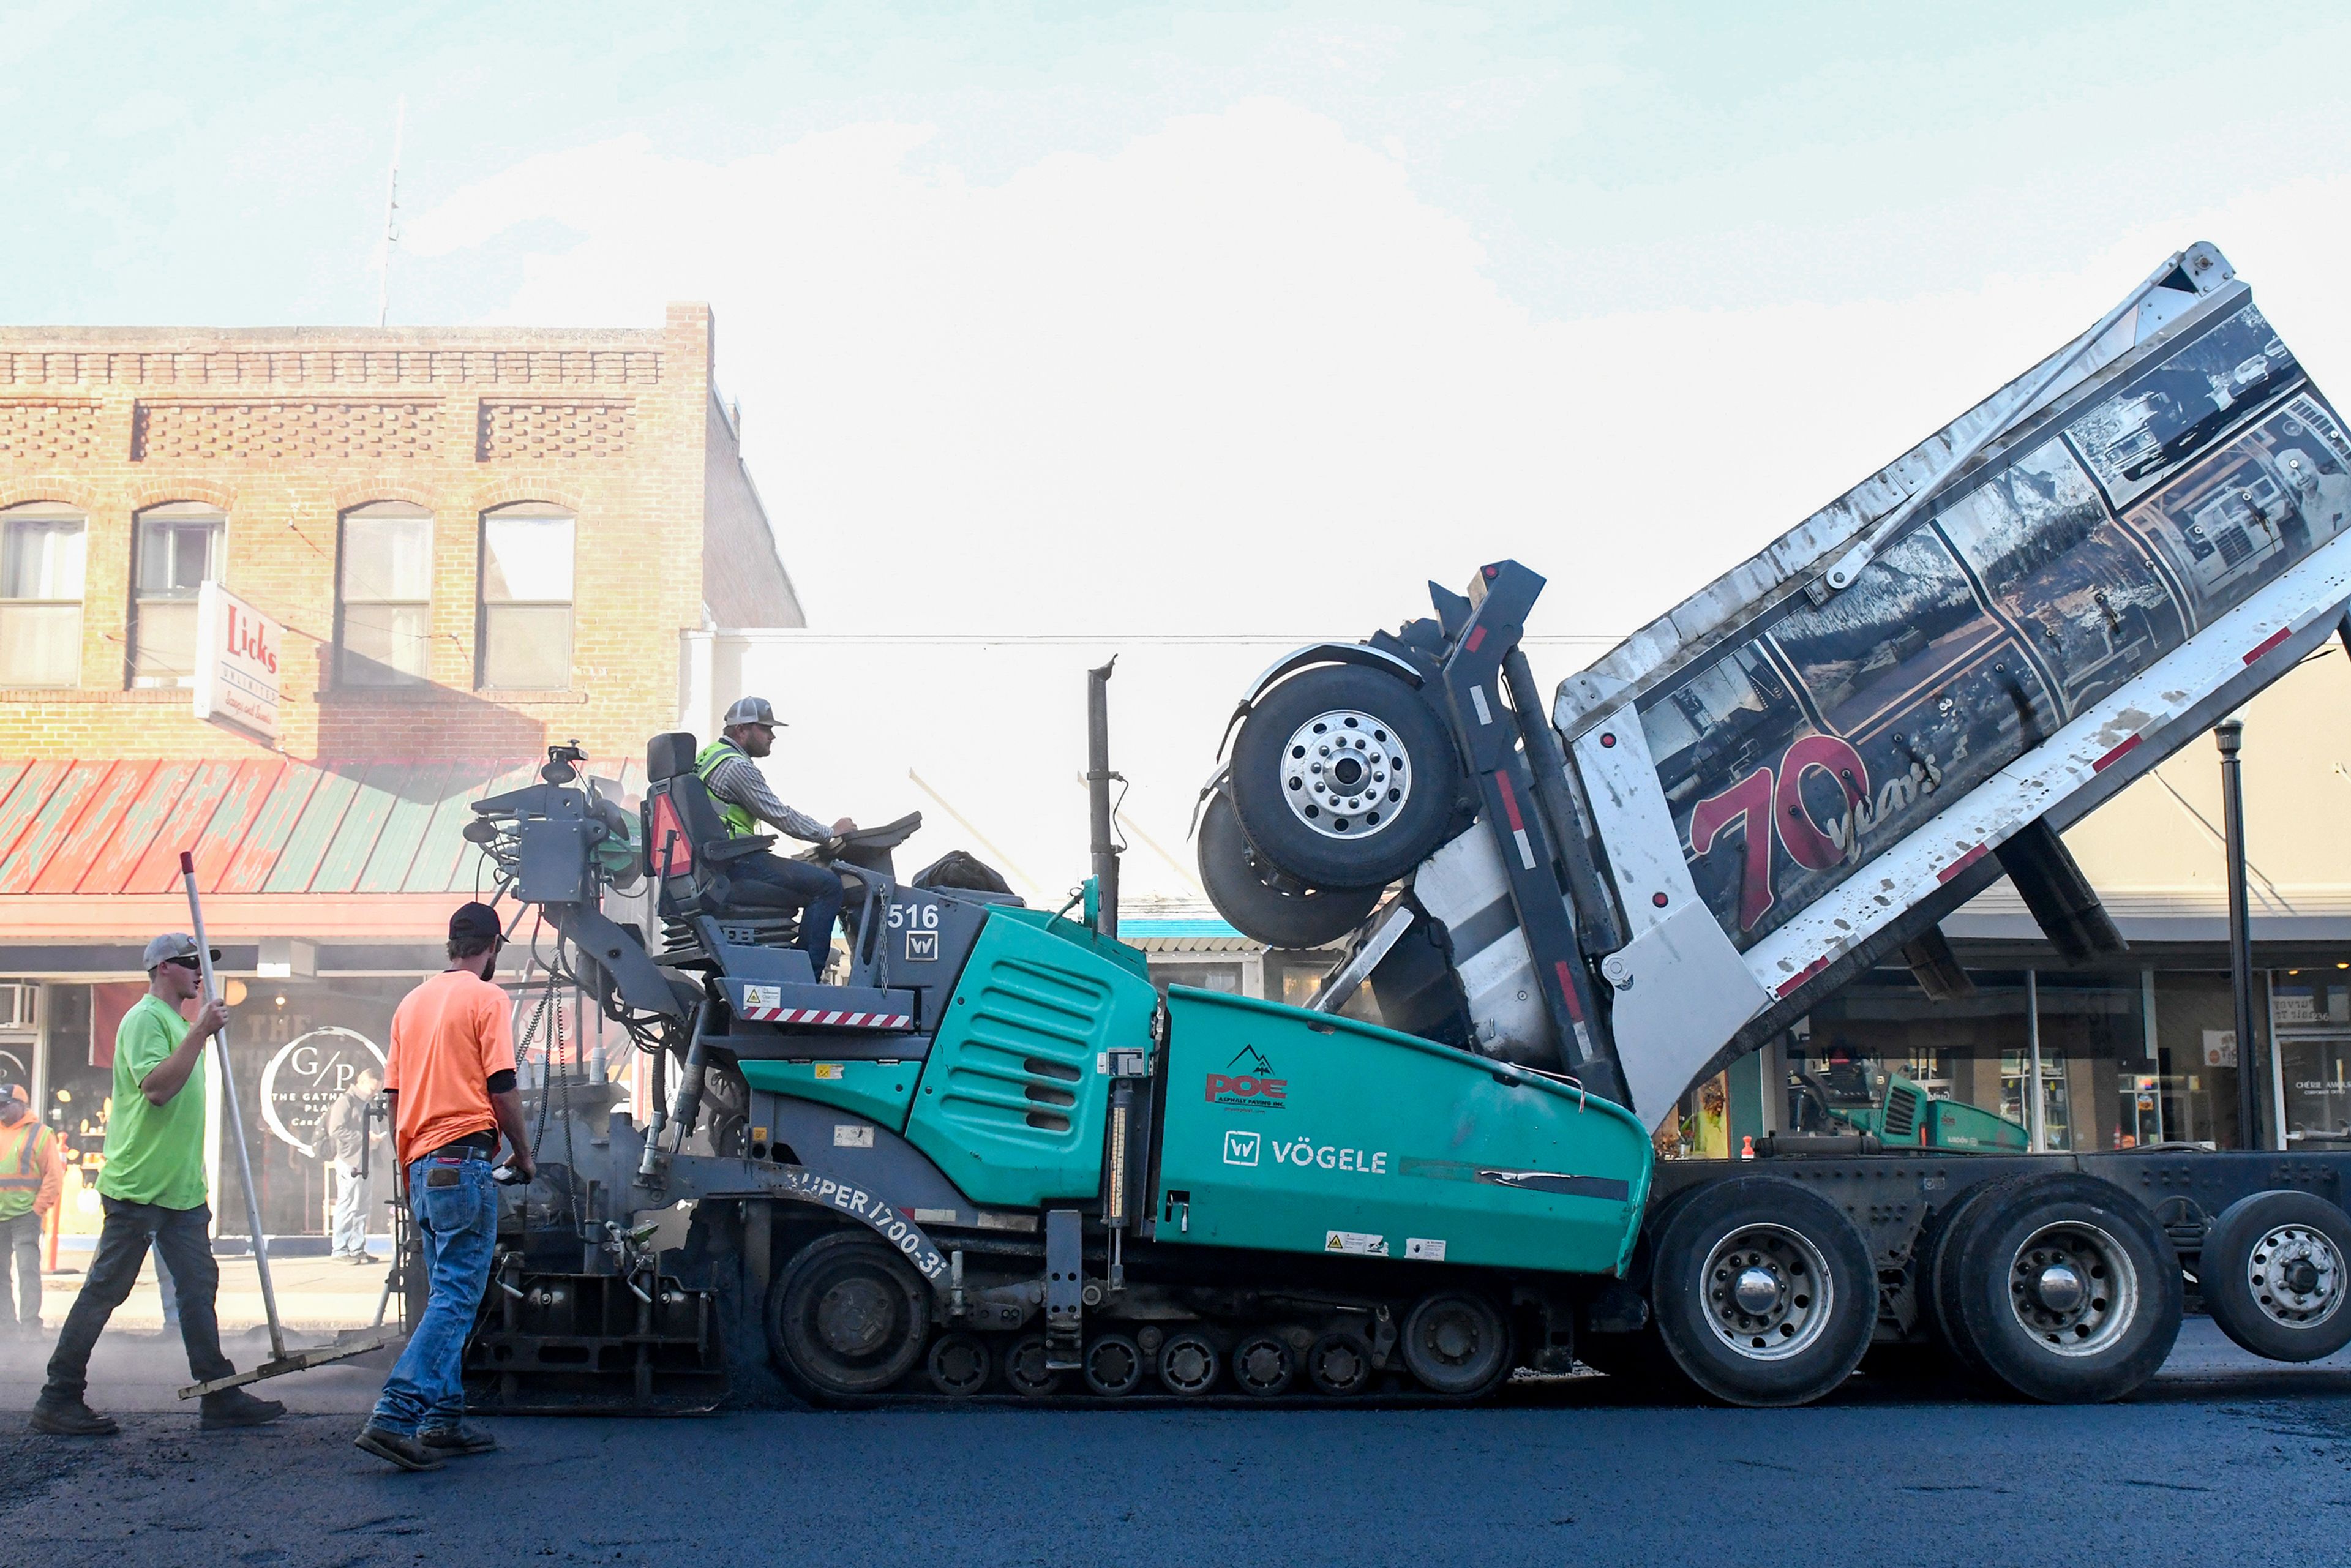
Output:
[697,696,858,978]
[32,933,282,1436]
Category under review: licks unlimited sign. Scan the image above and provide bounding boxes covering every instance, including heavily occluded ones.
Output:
[193,582,283,746]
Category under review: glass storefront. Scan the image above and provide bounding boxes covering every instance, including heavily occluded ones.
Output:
[1674,962,2301,1155]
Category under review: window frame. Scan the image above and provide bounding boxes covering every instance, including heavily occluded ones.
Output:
[128,502,227,689]
[474,503,576,692]
[0,502,89,689]
[335,501,435,689]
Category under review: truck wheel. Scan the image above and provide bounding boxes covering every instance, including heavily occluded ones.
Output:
[1650,1176,1876,1406]
[1946,1174,2181,1403]
[765,1232,931,1399]
[1400,1292,1510,1397]
[1082,1334,1146,1397]
[1230,664,1459,889]
[1197,792,1382,948]
[2199,1190,2351,1362]
[1922,1176,2028,1378]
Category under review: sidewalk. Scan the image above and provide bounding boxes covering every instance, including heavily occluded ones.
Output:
[24,1245,396,1335]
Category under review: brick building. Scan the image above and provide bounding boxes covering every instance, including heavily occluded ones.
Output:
[0,304,801,1247]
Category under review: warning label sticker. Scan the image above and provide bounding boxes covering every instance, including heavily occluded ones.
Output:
[743,985,781,1010]
[833,1124,874,1149]
[1406,1237,1447,1262]
[1324,1229,1389,1258]
[813,1063,846,1081]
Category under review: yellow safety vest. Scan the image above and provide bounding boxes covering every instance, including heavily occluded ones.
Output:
[0,1115,54,1221]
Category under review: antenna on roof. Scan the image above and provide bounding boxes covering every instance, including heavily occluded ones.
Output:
[374,97,405,328]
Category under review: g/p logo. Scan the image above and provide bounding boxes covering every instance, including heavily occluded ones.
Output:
[1223,1130,1261,1166]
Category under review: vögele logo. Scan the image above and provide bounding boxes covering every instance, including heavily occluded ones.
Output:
[1223,1130,1261,1166]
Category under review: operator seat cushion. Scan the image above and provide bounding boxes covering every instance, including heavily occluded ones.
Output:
[647,732,699,781]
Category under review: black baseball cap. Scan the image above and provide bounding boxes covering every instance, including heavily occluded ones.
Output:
[449,902,506,944]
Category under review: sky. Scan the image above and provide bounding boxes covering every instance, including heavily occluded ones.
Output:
[9,1,2351,641]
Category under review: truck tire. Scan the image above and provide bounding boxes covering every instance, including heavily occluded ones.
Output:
[765,1231,931,1400]
[2199,1190,2351,1362]
[1230,664,1459,889]
[1921,1176,2030,1377]
[1196,791,1382,948]
[1944,1173,2181,1403]
[1649,1176,1877,1406]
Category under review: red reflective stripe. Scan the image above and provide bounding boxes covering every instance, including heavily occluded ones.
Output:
[1494,770,1525,833]
[1775,957,1829,998]
[1464,626,1486,653]
[1937,842,1989,883]
[2243,626,2292,665]
[1553,961,1583,1022]
[2093,735,2142,773]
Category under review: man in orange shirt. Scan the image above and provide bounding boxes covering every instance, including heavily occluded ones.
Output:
[354,902,534,1472]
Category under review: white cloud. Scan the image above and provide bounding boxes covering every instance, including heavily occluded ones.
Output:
[410,98,2351,642]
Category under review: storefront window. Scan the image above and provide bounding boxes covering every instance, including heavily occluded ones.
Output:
[2148,972,2259,1150]
[2271,968,2351,1149]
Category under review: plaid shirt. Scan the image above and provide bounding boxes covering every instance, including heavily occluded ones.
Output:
[700,748,830,842]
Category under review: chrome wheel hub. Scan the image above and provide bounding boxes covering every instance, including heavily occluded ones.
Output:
[1279,709,1412,841]
[2007,1222,2137,1357]
[1703,1225,1832,1362]
[2247,1224,2345,1328]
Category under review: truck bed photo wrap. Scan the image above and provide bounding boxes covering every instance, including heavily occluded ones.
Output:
[1556,249,2351,1122]
[1641,298,2345,953]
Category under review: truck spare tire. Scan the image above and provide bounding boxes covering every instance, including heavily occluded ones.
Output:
[1196,791,1382,949]
[1229,663,1459,888]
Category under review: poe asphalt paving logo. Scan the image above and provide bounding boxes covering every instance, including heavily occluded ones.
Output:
[1206,1045,1286,1111]
[1223,1130,1261,1166]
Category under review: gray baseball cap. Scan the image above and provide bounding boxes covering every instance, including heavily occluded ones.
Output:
[142,932,222,970]
[722,696,784,729]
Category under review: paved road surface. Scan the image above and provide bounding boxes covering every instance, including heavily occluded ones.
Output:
[2,1319,2346,1568]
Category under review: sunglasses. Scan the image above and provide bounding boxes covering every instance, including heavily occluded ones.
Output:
[163,955,203,972]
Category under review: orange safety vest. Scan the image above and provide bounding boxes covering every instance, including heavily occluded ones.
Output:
[0,1114,56,1220]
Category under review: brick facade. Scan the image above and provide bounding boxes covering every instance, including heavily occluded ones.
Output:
[0,303,803,767]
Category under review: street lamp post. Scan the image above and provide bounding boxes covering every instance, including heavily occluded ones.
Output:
[2215,719,2263,1150]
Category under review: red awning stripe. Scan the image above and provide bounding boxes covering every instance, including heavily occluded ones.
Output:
[218,766,320,894]
[29,760,156,894]
[126,760,244,893]
[80,761,197,895]
[0,757,541,906]
[0,761,70,873]
[0,762,112,893]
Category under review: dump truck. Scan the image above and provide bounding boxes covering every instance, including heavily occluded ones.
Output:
[463,243,2351,1411]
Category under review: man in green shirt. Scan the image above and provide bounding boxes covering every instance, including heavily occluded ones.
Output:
[31,933,283,1436]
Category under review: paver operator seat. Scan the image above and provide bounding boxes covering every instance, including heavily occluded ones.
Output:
[642,730,806,950]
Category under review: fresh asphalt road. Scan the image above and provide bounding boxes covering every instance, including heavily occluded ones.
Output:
[2,1319,2347,1568]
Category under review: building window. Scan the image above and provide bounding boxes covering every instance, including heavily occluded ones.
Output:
[129,502,225,688]
[478,504,574,690]
[337,502,433,686]
[0,503,86,688]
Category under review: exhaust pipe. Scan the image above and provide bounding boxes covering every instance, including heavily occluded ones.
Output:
[1087,659,1121,939]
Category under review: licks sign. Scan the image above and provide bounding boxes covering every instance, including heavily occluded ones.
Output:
[193,582,283,746]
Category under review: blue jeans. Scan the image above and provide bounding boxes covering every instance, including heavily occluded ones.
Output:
[369,1155,496,1435]
[331,1161,370,1256]
[729,853,845,974]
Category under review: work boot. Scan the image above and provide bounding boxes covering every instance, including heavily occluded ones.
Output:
[346,1252,383,1267]
[200,1387,286,1429]
[29,1400,119,1436]
[354,1422,444,1472]
[420,1420,497,1456]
